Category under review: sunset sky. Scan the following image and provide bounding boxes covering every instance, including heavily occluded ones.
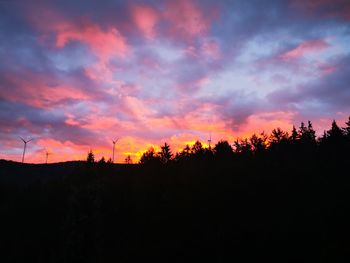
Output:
[1,0,350,163]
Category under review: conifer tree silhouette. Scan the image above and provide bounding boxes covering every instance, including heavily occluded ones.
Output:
[87,150,95,164]
[270,128,288,144]
[175,144,191,162]
[139,147,158,164]
[233,138,252,156]
[298,121,308,141]
[291,125,298,142]
[343,117,350,138]
[191,141,204,156]
[214,140,233,159]
[297,121,316,148]
[307,121,316,143]
[125,155,133,164]
[327,120,344,138]
[250,133,266,153]
[159,143,173,164]
[98,156,106,164]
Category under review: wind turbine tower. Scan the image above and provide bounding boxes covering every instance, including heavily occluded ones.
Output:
[112,138,119,163]
[45,149,51,164]
[20,137,33,163]
[208,133,212,150]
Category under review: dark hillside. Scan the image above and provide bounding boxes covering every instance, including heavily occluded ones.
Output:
[1,119,350,262]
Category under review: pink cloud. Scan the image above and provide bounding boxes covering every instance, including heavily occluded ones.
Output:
[201,39,221,59]
[81,116,120,130]
[26,9,129,83]
[27,8,129,60]
[1,72,91,109]
[315,61,337,76]
[84,62,117,83]
[163,0,211,40]
[280,39,329,61]
[184,39,221,60]
[54,24,129,84]
[131,5,158,40]
[55,23,128,61]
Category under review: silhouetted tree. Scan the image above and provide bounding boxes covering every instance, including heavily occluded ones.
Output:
[270,128,288,145]
[291,125,298,142]
[298,121,307,140]
[98,157,106,164]
[182,144,191,156]
[260,131,269,146]
[175,145,191,162]
[87,150,95,164]
[323,120,345,148]
[159,143,173,164]
[307,121,316,142]
[139,147,158,165]
[319,130,328,144]
[203,146,214,161]
[191,141,204,156]
[268,128,290,159]
[125,155,133,164]
[342,117,350,138]
[250,133,267,153]
[297,121,316,147]
[319,120,347,161]
[234,138,252,156]
[327,120,344,138]
[214,140,233,159]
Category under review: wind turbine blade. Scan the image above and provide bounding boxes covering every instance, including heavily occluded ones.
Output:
[27,138,34,143]
[19,136,25,142]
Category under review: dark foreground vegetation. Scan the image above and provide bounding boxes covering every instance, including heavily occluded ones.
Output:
[1,118,350,262]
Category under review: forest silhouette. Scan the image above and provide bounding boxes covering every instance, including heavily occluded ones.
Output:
[1,117,350,262]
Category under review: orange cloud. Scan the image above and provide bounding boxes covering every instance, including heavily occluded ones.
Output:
[235,111,296,138]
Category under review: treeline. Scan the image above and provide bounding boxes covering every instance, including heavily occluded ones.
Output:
[2,117,350,262]
[139,117,350,165]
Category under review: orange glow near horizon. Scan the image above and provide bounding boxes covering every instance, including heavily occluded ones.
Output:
[2,111,346,164]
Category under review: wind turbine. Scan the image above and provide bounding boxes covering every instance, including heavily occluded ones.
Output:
[208,133,212,150]
[45,149,51,164]
[112,138,119,163]
[20,137,33,163]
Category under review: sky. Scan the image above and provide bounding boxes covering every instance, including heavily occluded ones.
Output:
[0,0,350,163]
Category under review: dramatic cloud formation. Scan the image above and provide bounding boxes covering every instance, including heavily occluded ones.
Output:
[0,0,349,163]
